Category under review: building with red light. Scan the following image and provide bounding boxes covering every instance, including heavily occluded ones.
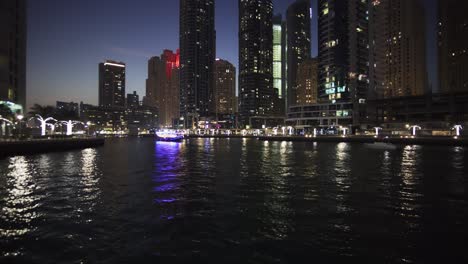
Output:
[146,49,180,128]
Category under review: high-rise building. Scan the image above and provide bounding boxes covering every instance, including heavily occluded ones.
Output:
[286,0,311,108]
[146,50,180,128]
[127,91,139,109]
[318,0,369,104]
[214,58,236,116]
[318,0,370,126]
[369,0,427,98]
[273,15,287,101]
[438,0,468,93]
[296,58,318,105]
[239,0,274,125]
[99,60,126,108]
[0,0,27,111]
[145,57,159,108]
[180,0,216,128]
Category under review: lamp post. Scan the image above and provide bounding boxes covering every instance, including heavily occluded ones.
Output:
[410,125,421,136]
[32,115,57,136]
[0,117,14,137]
[273,127,278,136]
[86,121,92,136]
[453,125,463,137]
[341,126,349,136]
[17,114,24,138]
[374,127,382,137]
[59,120,84,136]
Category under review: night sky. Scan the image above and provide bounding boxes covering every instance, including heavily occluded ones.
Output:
[27,0,436,109]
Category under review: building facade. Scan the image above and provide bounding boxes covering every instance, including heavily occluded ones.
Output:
[438,0,468,93]
[318,0,369,103]
[145,57,159,108]
[80,102,158,133]
[214,58,236,116]
[286,0,311,109]
[318,0,350,103]
[99,60,126,108]
[126,91,139,109]
[180,0,216,128]
[296,58,318,105]
[273,15,287,103]
[56,101,79,118]
[239,0,275,127]
[317,0,370,128]
[146,50,180,128]
[369,0,427,99]
[0,0,27,111]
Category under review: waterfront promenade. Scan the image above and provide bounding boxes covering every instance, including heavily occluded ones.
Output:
[187,134,468,146]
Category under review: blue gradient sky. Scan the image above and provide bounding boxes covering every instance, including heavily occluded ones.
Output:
[27,0,435,108]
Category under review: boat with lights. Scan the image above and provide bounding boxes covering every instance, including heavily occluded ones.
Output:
[155,130,185,142]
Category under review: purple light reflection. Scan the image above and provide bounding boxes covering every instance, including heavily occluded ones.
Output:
[152,141,183,219]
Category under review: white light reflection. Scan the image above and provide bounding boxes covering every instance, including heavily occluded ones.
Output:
[80,148,100,198]
[1,157,40,240]
[334,143,352,218]
[398,145,423,219]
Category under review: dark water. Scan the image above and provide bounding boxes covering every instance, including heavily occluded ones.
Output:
[1,138,467,263]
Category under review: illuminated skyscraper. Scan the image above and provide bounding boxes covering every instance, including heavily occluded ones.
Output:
[438,0,468,93]
[369,0,427,98]
[99,60,126,108]
[0,0,27,110]
[273,15,286,101]
[146,50,180,128]
[239,0,274,125]
[318,0,369,104]
[180,0,216,128]
[286,0,311,108]
[296,58,318,105]
[214,59,236,116]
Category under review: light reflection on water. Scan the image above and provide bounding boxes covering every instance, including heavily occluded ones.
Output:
[0,156,39,239]
[0,139,467,263]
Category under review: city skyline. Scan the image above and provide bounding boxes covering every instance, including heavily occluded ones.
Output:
[26,0,436,110]
[27,0,318,109]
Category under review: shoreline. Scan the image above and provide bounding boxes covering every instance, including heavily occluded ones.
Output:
[0,138,105,158]
[187,134,468,146]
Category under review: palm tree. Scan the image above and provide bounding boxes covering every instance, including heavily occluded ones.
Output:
[0,104,14,121]
[28,104,56,118]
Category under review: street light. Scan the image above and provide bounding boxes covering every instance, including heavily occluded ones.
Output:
[341,126,349,137]
[453,125,463,137]
[409,125,421,136]
[374,127,382,137]
[0,117,14,137]
[17,115,24,138]
[31,115,57,136]
[59,120,84,136]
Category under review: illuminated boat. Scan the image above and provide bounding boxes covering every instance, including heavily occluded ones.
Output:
[155,130,185,142]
